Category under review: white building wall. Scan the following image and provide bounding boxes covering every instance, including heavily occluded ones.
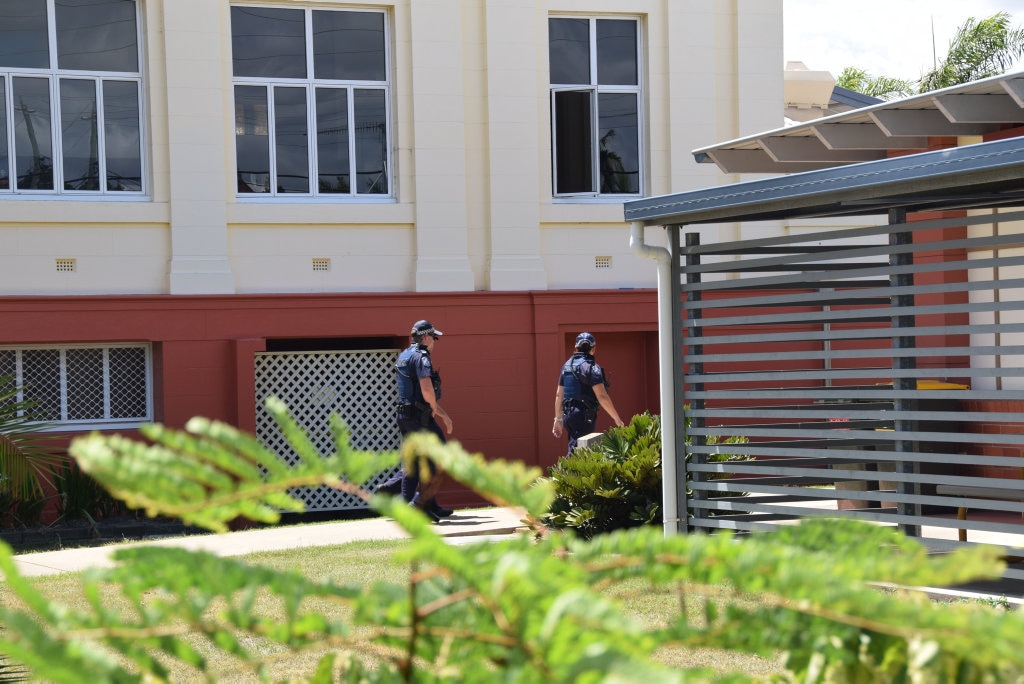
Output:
[0,0,785,297]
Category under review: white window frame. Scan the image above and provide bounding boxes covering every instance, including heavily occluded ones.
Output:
[0,343,153,431]
[549,15,644,201]
[0,0,147,199]
[230,5,395,201]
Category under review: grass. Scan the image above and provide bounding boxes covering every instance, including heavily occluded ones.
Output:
[1,536,786,680]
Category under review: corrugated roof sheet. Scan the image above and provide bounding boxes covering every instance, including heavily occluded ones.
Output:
[624,135,1024,226]
[693,70,1024,174]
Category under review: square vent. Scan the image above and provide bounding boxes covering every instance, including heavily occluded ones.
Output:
[595,255,612,269]
[55,258,76,272]
[312,257,331,272]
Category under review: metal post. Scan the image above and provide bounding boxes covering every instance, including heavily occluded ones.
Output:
[890,207,920,536]
[683,232,704,532]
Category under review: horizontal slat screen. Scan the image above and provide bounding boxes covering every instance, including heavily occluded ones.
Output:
[676,209,1024,578]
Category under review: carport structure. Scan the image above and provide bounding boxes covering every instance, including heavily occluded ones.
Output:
[624,71,1024,579]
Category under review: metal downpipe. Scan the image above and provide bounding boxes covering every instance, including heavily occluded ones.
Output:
[629,221,679,536]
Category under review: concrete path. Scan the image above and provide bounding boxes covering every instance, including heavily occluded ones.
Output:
[9,506,529,578]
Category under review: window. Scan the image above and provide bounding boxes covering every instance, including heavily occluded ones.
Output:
[549,16,641,197]
[0,344,152,429]
[0,0,144,195]
[231,6,391,198]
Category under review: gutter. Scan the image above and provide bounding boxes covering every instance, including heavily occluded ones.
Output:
[629,221,682,536]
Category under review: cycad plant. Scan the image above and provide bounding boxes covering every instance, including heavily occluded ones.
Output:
[543,412,750,538]
[0,374,66,526]
[0,398,1019,682]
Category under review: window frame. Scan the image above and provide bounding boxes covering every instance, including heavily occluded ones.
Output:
[230,5,395,201]
[0,343,154,432]
[549,15,644,200]
[0,0,147,199]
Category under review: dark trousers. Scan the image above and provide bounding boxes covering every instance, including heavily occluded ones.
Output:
[563,403,597,455]
[389,411,442,501]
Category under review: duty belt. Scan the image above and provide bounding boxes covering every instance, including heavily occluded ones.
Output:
[562,397,596,410]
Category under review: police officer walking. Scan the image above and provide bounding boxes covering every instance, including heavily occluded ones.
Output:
[392,319,453,522]
[552,332,624,454]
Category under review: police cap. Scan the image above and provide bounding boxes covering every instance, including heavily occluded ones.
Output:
[575,332,595,350]
[411,320,444,338]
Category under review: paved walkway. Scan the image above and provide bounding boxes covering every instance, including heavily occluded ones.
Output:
[9,507,529,578]
[9,506,1023,604]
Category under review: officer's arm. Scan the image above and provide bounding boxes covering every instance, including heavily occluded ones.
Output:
[419,376,453,434]
[553,385,565,438]
[592,383,624,427]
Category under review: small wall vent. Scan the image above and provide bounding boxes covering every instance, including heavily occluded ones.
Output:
[55,258,76,272]
[595,255,612,269]
[312,257,331,272]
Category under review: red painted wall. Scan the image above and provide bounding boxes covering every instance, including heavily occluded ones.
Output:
[0,291,659,507]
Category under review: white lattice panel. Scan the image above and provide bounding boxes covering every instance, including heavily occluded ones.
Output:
[255,349,402,511]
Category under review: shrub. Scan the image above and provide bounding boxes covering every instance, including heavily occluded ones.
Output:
[53,460,126,523]
[544,412,750,538]
[0,374,67,529]
[0,398,1020,682]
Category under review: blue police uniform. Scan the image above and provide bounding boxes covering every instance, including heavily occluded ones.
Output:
[394,341,444,501]
[558,351,608,454]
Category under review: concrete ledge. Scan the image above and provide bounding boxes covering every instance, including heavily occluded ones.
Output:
[575,432,605,450]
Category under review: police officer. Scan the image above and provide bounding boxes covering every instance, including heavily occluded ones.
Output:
[552,332,624,454]
[393,319,453,521]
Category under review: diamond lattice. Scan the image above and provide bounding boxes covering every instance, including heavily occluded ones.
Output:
[108,347,148,418]
[0,350,16,413]
[255,349,402,511]
[66,348,104,420]
[21,349,62,421]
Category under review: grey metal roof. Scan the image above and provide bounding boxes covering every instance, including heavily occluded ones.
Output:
[693,70,1024,175]
[624,135,1024,226]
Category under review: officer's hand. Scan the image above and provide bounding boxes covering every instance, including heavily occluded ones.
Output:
[440,413,453,434]
[552,420,563,438]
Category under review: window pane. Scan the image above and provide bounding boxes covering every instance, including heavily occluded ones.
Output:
[0,78,8,190]
[103,80,141,191]
[598,93,639,194]
[549,18,590,85]
[65,348,104,420]
[313,10,386,81]
[21,349,61,421]
[13,77,54,190]
[316,87,349,193]
[60,78,100,190]
[231,6,306,79]
[274,86,310,193]
[108,347,147,418]
[596,19,637,86]
[0,0,49,69]
[55,0,138,72]
[0,351,16,414]
[235,85,270,193]
[354,89,386,194]
[553,90,593,194]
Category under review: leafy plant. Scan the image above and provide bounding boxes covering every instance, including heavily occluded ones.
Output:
[53,460,126,523]
[544,412,749,539]
[0,397,1021,682]
[0,373,67,525]
[544,412,664,538]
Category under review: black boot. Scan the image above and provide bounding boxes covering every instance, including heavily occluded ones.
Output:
[409,497,441,523]
[426,498,453,517]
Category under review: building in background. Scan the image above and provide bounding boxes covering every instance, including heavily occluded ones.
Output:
[0,0,785,507]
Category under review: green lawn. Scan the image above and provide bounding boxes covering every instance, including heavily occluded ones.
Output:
[3,537,784,681]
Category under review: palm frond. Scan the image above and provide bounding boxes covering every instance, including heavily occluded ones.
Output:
[0,374,67,502]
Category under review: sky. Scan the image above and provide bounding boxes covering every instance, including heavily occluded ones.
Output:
[784,0,1024,81]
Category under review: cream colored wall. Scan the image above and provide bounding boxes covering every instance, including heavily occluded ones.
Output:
[0,0,783,297]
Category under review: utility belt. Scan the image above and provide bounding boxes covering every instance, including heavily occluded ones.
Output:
[397,401,433,427]
[562,397,597,410]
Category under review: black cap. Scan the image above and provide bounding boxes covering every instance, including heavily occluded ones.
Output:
[411,320,444,338]
[575,332,595,349]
